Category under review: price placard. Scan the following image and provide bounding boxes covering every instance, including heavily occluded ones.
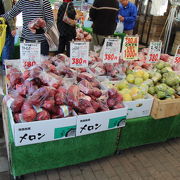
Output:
[147,41,162,63]
[102,38,121,64]
[174,45,180,64]
[70,42,89,68]
[20,43,41,70]
[122,36,139,61]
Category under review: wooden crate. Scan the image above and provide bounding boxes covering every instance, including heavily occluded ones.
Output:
[151,97,180,119]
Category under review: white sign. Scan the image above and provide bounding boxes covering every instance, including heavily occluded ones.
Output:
[20,42,41,70]
[70,41,89,68]
[76,108,127,136]
[174,45,180,64]
[147,41,162,63]
[8,108,76,146]
[102,38,121,64]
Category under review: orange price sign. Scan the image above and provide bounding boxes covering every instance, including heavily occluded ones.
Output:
[174,45,180,64]
[147,41,162,63]
[122,36,139,61]
[70,42,89,68]
[103,39,121,64]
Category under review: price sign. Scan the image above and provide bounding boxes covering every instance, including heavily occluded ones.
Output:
[20,42,41,70]
[70,42,89,68]
[147,41,162,63]
[122,36,139,61]
[102,39,121,64]
[174,45,180,64]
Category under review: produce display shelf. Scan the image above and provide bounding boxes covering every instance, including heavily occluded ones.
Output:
[2,103,119,177]
[3,97,180,178]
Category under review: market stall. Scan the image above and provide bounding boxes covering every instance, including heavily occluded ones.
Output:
[1,1,180,180]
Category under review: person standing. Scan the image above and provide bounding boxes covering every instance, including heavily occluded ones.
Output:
[0,0,16,67]
[89,0,119,51]
[1,0,54,56]
[118,0,137,35]
[57,0,76,57]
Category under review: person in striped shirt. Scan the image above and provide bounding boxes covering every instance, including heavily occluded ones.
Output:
[2,0,54,56]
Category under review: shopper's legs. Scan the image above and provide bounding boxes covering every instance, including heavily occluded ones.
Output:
[41,40,49,56]
[124,30,133,35]
[90,33,107,52]
[58,36,66,54]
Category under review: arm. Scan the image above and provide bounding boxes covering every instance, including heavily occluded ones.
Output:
[3,0,22,22]
[43,0,54,31]
[124,5,137,23]
[3,0,16,31]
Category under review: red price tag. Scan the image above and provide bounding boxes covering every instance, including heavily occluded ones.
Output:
[72,58,87,65]
[24,61,36,68]
[175,56,180,63]
[105,54,118,61]
[149,54,158,62]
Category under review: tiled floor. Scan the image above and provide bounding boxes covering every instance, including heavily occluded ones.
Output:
[0,129,180,180]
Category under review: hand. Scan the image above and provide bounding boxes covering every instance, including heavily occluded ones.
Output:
[119,16,124,22]
[29,28,36,34]
[11,30,16,37]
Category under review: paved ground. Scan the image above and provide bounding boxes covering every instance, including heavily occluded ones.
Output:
[0,129,180,180]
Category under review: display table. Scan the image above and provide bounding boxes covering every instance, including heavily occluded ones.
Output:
[2,102,180,178]
[2,103,119,177]
[118,114,180,150]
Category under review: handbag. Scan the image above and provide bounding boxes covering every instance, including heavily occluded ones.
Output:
[63,2,76,26]
[39,0,59,52]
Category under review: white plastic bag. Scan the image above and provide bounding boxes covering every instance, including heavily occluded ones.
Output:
[115,22,124,33]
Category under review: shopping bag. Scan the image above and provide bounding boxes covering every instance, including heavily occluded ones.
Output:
[39,0,59,51]
[115,22,124,33]
[0,17,7,56]
[63,3,76,26]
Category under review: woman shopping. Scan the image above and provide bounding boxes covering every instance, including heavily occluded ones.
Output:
[1,0,54,56]
[57,0,76,57]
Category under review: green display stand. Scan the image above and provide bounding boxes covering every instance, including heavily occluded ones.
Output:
[118,116,179,150]
[8,114,119,176]
[168,114,180,139]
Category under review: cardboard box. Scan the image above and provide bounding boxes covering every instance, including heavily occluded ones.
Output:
[124,95,154,119]
[8,105,128,146]
[8,107,77,146]
[76,106,128,136]
[151,96,180,119]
